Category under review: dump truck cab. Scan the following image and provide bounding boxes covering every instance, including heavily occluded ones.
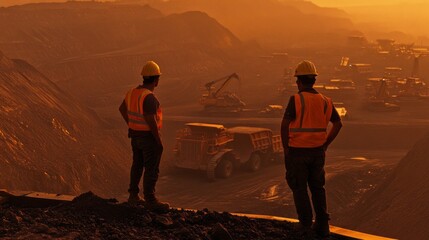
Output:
[174,123,237,179]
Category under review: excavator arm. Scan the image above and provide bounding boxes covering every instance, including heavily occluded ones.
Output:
[205,73,240,97]
[376,80,389,100]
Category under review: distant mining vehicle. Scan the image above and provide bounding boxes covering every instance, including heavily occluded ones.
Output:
[199,73,246,113]
[387,56,429,101]
[351,63,373,84]
[333,102,348,119]
[365,79,400,112]
[323,79,357,100]
[366,78,384,97]
[258,104,284,117]
[394,77,429,101]
[384,67,403,80]
[173,123,283,180]
[325,79,356,92]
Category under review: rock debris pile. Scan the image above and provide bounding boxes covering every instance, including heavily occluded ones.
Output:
[0,192,350,240]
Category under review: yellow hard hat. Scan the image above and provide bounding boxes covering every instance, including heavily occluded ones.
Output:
[141,61,161,77]
[294,60,318,77]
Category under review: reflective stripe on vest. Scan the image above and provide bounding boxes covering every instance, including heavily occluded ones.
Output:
[290,128,327,132]
[125,88,162,131]
[289,92,333,148]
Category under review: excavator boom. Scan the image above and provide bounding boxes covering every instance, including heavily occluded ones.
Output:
[200,73,245,112]
[204,73,240,97]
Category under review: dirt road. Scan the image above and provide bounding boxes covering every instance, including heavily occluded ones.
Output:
[152,149,404,227]
[110,111,419,228]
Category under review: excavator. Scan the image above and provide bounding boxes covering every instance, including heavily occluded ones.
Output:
[394,55,429,101]
[200,73,246,113]
[365,79,400,112]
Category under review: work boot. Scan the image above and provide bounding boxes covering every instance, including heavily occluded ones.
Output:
[292,222,313,238]
[144,198,170,212]
[312,220,330,238]
[293,222,311,231]
[127,194,145,205]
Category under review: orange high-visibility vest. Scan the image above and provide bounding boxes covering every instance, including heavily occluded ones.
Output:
[289,92,333,148]
[125,88,162,131]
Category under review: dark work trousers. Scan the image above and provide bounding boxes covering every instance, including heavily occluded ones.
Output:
[285,148,330,226]
[128,135,162,201]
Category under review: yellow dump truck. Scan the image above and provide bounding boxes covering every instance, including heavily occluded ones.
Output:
[173,123,283,180]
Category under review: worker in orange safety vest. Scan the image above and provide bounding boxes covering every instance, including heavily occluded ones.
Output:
[119,61,169,212]
[281,60,343,237]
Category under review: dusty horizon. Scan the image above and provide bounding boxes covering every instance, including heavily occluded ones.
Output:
[1,0,428,41]
[1,0,422,7]
[311,0,416,7]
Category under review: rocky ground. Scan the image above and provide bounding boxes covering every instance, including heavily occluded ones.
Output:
[0,192,352,240]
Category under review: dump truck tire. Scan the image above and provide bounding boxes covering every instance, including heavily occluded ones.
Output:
[216,157,234,178]
[247,153,262,172]
[207,157,217,181]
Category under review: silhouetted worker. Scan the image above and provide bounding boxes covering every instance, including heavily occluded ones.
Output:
[281,60,342,237]
[119,61,169,212]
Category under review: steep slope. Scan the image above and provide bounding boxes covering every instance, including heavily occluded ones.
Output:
[130,0,356,49]
[343,132,429,239]
[0,51,129,196]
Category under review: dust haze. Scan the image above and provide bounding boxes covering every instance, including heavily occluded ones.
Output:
[1,0,429,239]
[2,0,428,44]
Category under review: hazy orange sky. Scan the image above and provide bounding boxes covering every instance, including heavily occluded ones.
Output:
[1,0,428,42]
[311,0,417,7]
[309,0,428,42]
[0,0,422,7]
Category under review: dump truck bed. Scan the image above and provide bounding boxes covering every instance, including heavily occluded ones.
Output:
[228,127,273,151]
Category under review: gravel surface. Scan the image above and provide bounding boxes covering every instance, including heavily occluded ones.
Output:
[0,192,352,240]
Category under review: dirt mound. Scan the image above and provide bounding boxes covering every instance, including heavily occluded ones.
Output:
[0,52,129,195]
[130,0,356,49]
[0,1,249,108]
[343,132,429,239]
[0,192,350,240]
